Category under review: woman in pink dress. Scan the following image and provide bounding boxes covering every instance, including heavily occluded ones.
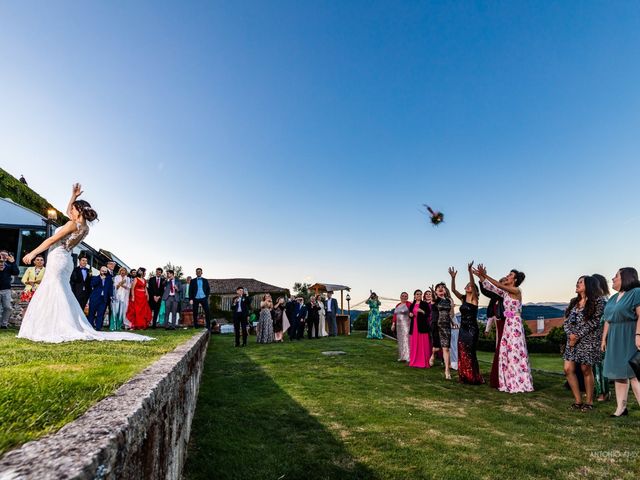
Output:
[473,264,533,393]
[408,289,432,368]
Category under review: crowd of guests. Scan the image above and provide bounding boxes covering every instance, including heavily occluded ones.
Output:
[229,287,340,347]
[0,250,214,332]
[67,261,214,331]
[381,263,640,417]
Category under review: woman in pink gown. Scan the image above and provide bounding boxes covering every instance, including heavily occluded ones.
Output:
[408,289,432,368]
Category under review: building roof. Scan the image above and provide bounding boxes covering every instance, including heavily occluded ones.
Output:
[308,282,351,293]
[209,278,290,295]
[525,317,565,337]
[0,197,48,227]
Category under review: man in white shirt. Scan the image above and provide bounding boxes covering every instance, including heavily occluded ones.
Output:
[325,291,339,336]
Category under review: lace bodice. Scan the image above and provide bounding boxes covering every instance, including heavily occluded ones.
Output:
[51,223,90,252]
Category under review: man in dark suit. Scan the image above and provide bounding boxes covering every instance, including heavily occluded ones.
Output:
[285,297,298,341]
[325,291,339,336]
[231,286,250,347]
[87,266,113,330]
[147,267,166,329]
[295,297,308,340]
[162,269,183,330]
[189,268,211,330]
[70,256,92,310]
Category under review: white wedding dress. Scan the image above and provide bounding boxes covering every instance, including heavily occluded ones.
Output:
[18,223,153,343]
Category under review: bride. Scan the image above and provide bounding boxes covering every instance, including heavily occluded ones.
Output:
[18,184,153,343]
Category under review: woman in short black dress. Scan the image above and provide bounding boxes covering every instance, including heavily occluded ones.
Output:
[272,297,285,342]
[434,282,454,380]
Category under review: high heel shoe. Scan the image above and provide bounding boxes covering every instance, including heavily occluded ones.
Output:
[609,408,628,418]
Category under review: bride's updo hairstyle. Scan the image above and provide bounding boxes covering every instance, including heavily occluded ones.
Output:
[72,200,98,222]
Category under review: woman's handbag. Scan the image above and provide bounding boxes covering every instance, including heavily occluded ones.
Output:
[629,350,640,380]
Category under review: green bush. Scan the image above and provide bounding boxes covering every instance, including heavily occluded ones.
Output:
[546,326,566,346]
[352,312,369,331]
[382,316,394,337]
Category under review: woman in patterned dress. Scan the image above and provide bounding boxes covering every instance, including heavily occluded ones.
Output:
[449,263,484,385]
[366,292,382,339]
[592,273,610,402]
[434,283,455,379]
[473,264,534,393]
[391,292,411,362]
[563,276,605,411]
[257,294,274,344]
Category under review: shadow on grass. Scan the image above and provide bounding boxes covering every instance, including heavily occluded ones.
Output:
[183,340,376,480]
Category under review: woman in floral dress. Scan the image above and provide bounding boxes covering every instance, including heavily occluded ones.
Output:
[366,292,382,339]
[257,294,274,344]
[473,264,534,393]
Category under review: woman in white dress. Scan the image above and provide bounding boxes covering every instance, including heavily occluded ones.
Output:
[18,183,152,343]
[111,267,132,331]
[316,294,328,337]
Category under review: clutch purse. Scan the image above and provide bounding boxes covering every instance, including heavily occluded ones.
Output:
[20,290,34,303]
[629,350,640,380]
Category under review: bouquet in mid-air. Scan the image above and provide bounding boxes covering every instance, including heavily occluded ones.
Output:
[423,204,444,226]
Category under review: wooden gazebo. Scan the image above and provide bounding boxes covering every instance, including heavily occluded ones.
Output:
[308,282,351,335]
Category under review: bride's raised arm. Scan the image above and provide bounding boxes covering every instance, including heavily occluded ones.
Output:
[66,183,83,218]
[23,221,76,264]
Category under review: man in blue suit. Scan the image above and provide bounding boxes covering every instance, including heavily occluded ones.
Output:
[294,297,308,340]
[88,266,113,331]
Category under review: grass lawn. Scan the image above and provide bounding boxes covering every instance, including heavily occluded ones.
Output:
[0,327,199,455]
[185,332,639,480]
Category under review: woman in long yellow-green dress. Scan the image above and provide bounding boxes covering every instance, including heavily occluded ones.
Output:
[366,292,382,339]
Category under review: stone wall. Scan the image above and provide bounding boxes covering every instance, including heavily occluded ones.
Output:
[0,330,210,480]
[7,286,27,327]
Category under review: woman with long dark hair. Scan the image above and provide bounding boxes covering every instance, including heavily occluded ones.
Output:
[366,292,383,339]
[481,276,506,389]
[473,264,533,393]
[450,263,484,385]
[601,268,640,417]
[127,267,152,330]
[563,276,605,411]
[434,282,455,379]
[407,289,432,368]
[592,273,610,402]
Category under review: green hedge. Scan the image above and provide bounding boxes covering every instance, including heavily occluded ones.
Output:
[352,312,369,331]
[0,168,68,222]
[478,337,561,354]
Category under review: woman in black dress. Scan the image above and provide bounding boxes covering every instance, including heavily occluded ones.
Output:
[272,297,286,342]
[434,282,455,380]
[449,262,484,385]
[426,289,441,366]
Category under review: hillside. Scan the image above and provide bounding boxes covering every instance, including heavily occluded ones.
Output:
[0,168,67,222]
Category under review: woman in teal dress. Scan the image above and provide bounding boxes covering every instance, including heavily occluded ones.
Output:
[601,268,640,417]
[366,292,382,339]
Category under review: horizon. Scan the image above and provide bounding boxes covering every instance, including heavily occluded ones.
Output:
[1,2,639,305]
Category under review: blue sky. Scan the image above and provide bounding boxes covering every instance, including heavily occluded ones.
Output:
[1,1,639,305]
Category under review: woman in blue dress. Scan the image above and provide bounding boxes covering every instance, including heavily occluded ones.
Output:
[366,292,382,339]
[601,268,640,417]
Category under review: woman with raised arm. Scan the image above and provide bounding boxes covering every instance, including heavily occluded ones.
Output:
[366,292,383,339]
[257,293,275,344]
[407,290,432,368]
[472,264,533,393]
[391,292,412,362]
[480,276,506,389]
[426,288,441,367]
[601,268,640,417]
[449,263,484,385]
[434,282,455,379]
[18,184,152,343]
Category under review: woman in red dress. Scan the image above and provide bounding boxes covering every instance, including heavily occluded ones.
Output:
[127,267,152,330]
